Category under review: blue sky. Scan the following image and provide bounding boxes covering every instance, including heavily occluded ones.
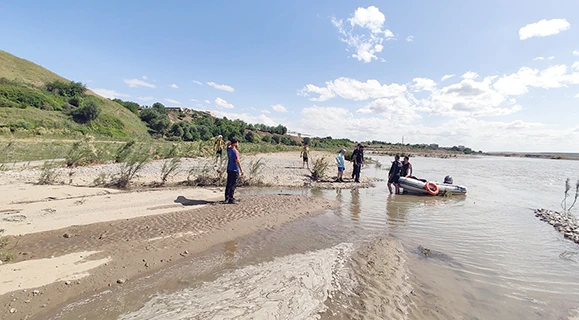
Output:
[1,0,579,152]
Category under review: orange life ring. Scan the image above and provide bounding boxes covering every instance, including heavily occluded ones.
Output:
[425,181,439,196]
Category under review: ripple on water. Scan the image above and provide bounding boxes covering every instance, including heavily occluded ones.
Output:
[118,243,354,320]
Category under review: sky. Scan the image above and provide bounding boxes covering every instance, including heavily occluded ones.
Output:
[1,0,579,152]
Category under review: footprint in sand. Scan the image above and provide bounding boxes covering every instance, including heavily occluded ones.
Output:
[3,214,26,222]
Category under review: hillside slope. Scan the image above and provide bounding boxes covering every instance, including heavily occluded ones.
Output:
[0,50,149,139]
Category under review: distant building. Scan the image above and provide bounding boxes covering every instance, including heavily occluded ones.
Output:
[457,145,465,151]
[287,131,311,137]
[429,143,439,148]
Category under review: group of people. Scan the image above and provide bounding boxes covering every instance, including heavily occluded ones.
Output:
[302,143,365,183]
[212,134,413,204]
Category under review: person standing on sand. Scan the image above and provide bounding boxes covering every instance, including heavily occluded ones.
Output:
[351,144,360,179]
[335,148,346,182]
[225,138,244,204]
[214,135,224,165]
[388,155,402,194]
[352,145,364,183]
[300,143,310,169]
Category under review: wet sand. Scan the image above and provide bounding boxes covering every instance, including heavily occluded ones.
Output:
[0,191,336,319]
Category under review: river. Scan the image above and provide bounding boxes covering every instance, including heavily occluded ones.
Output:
[51,155,579,320]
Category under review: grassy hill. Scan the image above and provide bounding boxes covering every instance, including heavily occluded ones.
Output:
[0,50,149,139]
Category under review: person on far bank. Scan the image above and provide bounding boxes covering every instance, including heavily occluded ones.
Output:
[401,156,413,178]
[352,145,364,183]
[214,135,224,166]
[300,143,310,169]
[388,155,402,194]
[225,138,244,204]
[335,148,346,182]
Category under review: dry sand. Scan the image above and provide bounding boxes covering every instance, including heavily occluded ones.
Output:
[0,151,377,188]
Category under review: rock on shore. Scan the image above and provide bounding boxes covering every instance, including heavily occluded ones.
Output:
[535,209,579,244]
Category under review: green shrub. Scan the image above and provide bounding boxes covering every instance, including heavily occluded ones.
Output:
[72,100,101,123]
[45,80,86,97]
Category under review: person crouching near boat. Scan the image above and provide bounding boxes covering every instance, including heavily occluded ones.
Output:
[335,148,346,182]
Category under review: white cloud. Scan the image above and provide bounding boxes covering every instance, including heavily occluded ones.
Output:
[296,105,573,152]
[461,71,479,80]
[572,61,579,70]
[138,96,155,102]
[193,80,203,85]
[575,93,579,98]
[190,99,198,102]
[574,50,579,56]
[165,98,180,105]
[90,88,130,100]
[204,100,210,104]
[533,56,545,60]
[170,84,179,89]
[215,97,234,109]
[548,56,555,60]
[349,6,385,33]
[519,18,571,40]
[357,97,421,123]
[142,76,148,80]
[405,35,414,42]
[124,78,156,88]
[331,6,395,63]
[411,78,437,92]
[493,64,579,96]
[271,104,288,112]
[441,74,455,81]
[207,82,235,92]
[300,77,407,101]
[261,109,271,114]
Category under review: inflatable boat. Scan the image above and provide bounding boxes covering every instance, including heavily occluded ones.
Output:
[398,177,467,196]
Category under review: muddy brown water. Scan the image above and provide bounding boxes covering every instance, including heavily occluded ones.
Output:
[49,156,579,320]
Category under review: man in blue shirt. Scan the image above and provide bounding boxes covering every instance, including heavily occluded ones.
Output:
[225,138,244,204]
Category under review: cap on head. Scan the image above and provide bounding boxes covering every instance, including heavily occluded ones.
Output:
[217,135,223,139]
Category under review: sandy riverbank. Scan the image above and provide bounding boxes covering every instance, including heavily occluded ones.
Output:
[0,151,377,189]
[0,189,336,319]
[0,150,382,319]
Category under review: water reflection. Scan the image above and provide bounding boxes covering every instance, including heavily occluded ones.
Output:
[349,189,360,222]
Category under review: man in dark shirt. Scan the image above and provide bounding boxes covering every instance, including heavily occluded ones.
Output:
[352,145,364,183]
[351,145,360,179]
[388,155,402,194]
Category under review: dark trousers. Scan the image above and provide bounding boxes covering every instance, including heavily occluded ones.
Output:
[353,164,361,182]
[225,170,239,200]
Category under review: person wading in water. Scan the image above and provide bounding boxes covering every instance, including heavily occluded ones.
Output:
[388,155,402,194]
[401,156,413,178]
